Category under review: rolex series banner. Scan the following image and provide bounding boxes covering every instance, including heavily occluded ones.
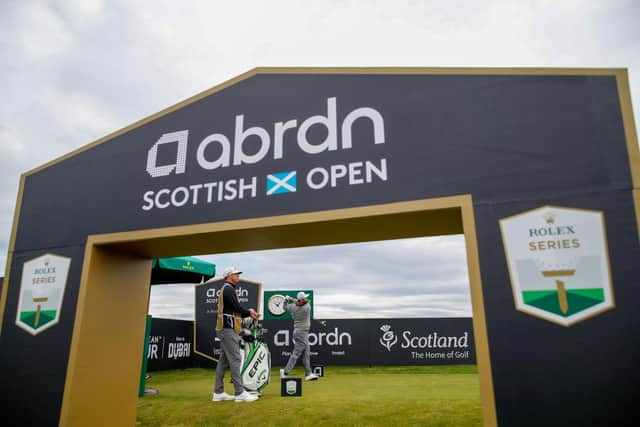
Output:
[15,254,71,336]
[500,206,614,326]
[194,278,262,361]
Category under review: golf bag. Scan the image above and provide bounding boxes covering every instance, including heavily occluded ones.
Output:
[239,317,271,393]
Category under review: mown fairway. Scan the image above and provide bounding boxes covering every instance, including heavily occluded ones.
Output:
[137,365,482,426]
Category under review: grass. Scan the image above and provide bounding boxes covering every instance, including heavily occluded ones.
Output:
[137,365,482,427]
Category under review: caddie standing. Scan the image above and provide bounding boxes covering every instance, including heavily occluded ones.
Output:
[280,292,319,381]
[213,267,259,402]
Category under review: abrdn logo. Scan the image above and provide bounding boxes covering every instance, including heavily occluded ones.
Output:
[274,327,352,347]
[146,97,385,177]
[379,324,397,351]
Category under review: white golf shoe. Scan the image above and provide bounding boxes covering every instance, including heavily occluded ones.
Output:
[212,392,234,401]
[305,373,319,381]
[235,391,259,402]
[280,368,287,378]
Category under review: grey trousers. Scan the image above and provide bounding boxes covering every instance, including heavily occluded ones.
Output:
[284,329,312,376]
[214,328,244,395]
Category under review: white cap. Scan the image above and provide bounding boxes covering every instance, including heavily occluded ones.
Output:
[297,291,309,300]
[222,266,242,278]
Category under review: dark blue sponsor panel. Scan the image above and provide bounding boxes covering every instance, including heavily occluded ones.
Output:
[146,317,475,370]
[146,318,194,372]
[369,318,475,366]
[262,318,475,366]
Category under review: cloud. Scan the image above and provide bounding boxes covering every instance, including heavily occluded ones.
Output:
[148,235,472,319]
[2,1,638,320]
[148,284,196,320]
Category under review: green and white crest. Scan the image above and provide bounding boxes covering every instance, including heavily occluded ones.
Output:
[499,206,614,326]
[15,253,71,335]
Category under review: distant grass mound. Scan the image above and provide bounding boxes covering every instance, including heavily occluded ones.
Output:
[137,366,481,426]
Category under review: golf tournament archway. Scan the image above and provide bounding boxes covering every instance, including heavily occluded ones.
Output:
[1,68,639,426]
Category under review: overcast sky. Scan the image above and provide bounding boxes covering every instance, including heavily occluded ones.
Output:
[2,1,639,320]
[151,235,471,320]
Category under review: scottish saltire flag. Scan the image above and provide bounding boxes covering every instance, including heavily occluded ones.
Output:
[266,171,297,195]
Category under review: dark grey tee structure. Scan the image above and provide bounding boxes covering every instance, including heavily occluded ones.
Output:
[0,70,638,426]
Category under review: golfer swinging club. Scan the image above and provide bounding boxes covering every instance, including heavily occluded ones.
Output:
[212,267,259,402]
[280,292,319,381]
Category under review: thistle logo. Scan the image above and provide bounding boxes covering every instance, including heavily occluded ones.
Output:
[379,324,398,351]
[500,206,615,326]
[15,253,71,335]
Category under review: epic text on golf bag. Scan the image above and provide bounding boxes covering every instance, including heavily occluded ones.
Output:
[239,318,271,392]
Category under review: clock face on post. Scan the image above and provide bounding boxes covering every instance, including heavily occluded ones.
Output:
[267,294,287,316]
